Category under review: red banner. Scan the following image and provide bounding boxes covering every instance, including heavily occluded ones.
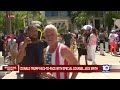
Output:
[0,65,102,72]
[19,65,102,72]
[0,65,18,71]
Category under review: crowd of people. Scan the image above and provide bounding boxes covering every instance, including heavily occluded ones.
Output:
[0,23,120,79]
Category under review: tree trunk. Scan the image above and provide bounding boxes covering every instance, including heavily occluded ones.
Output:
[6,11,11,34]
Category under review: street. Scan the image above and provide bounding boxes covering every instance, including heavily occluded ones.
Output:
[1,50,120,79]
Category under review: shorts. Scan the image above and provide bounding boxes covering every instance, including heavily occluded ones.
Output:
[78,48,87,56]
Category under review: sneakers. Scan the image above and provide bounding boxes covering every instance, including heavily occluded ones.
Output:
[114,53,117,56]
[100,54,105,56]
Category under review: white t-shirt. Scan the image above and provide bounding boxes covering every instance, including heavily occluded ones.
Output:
[8,38,17,50]
[109,33,116,42]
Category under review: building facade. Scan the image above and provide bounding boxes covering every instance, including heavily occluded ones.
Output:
[44,11,72,32]
[42,11,104,32]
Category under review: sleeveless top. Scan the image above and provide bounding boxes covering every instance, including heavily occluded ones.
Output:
[77,35,85,49]
[45,43,69,79]
[89,34,97,45]
[22,40,43,79]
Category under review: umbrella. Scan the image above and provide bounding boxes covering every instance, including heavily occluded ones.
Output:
[83,25,92,30]
[111,30,115,33]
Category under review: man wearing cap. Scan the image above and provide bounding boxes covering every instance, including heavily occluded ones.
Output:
[83,25,92,61]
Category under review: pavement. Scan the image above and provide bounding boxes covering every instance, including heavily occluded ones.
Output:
[1,50,120,79]
[74,50,120,79]
[0,52,6,79]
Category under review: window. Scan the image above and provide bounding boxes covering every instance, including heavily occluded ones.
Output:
[45,11,69,17]
[45,11,52,17]
[52,11,58,16]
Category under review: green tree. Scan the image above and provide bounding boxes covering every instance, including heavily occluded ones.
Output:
[73,11,92,29]
[38,13,46,25]
[70,11,81,23]
[0,11,5,32]
[104,11,120,30]
[11,11,27,31]
[29,11,46,25]
[70,11,105,29]
[30,11,40,20]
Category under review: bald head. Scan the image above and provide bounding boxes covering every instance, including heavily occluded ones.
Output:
[44,24,57,35]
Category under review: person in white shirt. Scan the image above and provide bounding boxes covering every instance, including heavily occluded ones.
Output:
[88,28,97,65]
[7,37,18,64]
[109,30,117,55]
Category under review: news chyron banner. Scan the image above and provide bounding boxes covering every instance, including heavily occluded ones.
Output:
[19,65,101,72]
[0,64,119,72]
[0,65,19,72]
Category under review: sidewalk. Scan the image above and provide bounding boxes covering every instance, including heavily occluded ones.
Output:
[2,71,17,79]
[2,51,120,79]
[0,52,6,79]
[75,51,120,79]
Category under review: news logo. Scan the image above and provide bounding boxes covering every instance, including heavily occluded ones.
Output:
[0,65,8,71]
[102,64,110,72]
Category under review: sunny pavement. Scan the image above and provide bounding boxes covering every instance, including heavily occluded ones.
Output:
[74,50,120,79]
[0,52,6,78]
